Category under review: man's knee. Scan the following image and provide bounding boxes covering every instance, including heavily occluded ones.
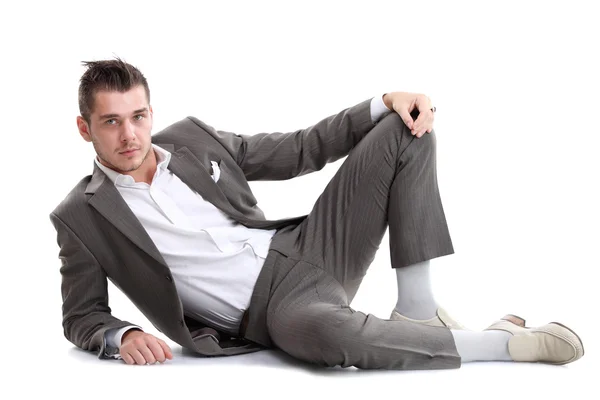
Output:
[377,113,411,138]
[268,305,350,364]
[375,112,436,159]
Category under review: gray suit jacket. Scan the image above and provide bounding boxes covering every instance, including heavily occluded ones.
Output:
[49,98,376,359]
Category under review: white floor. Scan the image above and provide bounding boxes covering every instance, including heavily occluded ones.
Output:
[14,333,595,400]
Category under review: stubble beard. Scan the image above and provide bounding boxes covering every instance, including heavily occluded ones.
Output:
[92,136,151,174]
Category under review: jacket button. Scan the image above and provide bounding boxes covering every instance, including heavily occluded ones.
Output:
[166,275,172,282]
[179,320,185,327]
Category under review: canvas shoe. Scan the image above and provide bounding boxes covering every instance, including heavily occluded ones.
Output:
[484,314,584,365]
[390,307,468,330]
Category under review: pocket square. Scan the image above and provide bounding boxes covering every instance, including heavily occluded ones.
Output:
[210,161,221,183]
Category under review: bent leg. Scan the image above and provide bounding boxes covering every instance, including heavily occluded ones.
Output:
[291,112,454,301]
[267,261,461,370]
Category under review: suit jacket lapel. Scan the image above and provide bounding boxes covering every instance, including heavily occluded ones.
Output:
[166,146,246,221]
[85,163,169,269]
[164,146,294,230]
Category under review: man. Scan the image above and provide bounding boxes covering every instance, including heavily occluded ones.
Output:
[50,58,584,369]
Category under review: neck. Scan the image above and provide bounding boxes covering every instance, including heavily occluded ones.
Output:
[129,149,158,184]
[98,148,158,185]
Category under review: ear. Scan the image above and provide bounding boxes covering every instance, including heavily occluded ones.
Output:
[77,116,92,142]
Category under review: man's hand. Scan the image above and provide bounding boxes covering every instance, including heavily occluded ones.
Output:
[383,92,435,138]
[120,329,173,365]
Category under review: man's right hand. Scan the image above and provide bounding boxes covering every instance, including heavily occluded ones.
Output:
[120,329,173,365]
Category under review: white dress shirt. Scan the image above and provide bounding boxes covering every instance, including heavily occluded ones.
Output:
[102,95,392,350]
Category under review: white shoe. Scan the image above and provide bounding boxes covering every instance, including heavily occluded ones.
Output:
[484,314,585,365]
[390,307,468,330]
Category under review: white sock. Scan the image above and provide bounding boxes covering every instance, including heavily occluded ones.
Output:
[394,260,438,319]
[450,329,513,362]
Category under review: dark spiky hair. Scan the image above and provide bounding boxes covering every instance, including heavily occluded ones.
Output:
[78,57,150,124]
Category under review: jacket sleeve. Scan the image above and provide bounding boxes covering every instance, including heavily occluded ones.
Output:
[50,212,138,360]
[188,98,376,181]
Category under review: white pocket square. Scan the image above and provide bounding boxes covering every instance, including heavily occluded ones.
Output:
[210,161,221,182]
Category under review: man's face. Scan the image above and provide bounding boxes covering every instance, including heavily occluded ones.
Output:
[77,85,154,175]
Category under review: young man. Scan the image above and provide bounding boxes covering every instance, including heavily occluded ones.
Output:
[50,58,584,369]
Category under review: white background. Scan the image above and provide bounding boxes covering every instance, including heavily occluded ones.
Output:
[1,0,598,398]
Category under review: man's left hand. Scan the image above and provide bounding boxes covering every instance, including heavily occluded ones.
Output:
[383,92,435,138]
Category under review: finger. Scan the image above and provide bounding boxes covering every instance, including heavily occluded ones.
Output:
[158,340,174,360]
[428,111,435,133]
[426,119,434,135]
[417,119,432,137]
[397,108,414,130]
[416,121,430,137]
[413,95,428,114]
[422,121,433,136]
[412,113,428,135]
[417,108,435,137]
[411,108,428,134]
[138,345,157,365]
[121,352,135,365]
[129,348,146,365]
[147,340,167,363]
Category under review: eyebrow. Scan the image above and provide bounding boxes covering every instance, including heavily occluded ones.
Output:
[99,107,148,120]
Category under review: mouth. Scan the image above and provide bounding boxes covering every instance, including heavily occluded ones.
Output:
[120,148,139,156]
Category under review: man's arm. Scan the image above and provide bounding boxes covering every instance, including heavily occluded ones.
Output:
[189,97,377,181]
[50,213,139,359]
[189,91,432,181]
[51,213,174,364]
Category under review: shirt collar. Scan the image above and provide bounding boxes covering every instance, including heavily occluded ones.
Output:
[94,144,172,187]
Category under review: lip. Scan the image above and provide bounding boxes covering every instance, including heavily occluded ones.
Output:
[120,149,139,156]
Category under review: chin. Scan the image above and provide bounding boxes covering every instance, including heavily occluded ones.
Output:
[124,162,144,173]
[112,160,139,173]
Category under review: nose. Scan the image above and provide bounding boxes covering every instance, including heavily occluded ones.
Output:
[120,120,136,142]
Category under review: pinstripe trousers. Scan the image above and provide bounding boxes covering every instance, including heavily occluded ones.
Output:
[246,113,462,370]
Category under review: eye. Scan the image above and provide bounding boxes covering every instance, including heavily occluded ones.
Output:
[134,114,144,121]
[105,119,117,125]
